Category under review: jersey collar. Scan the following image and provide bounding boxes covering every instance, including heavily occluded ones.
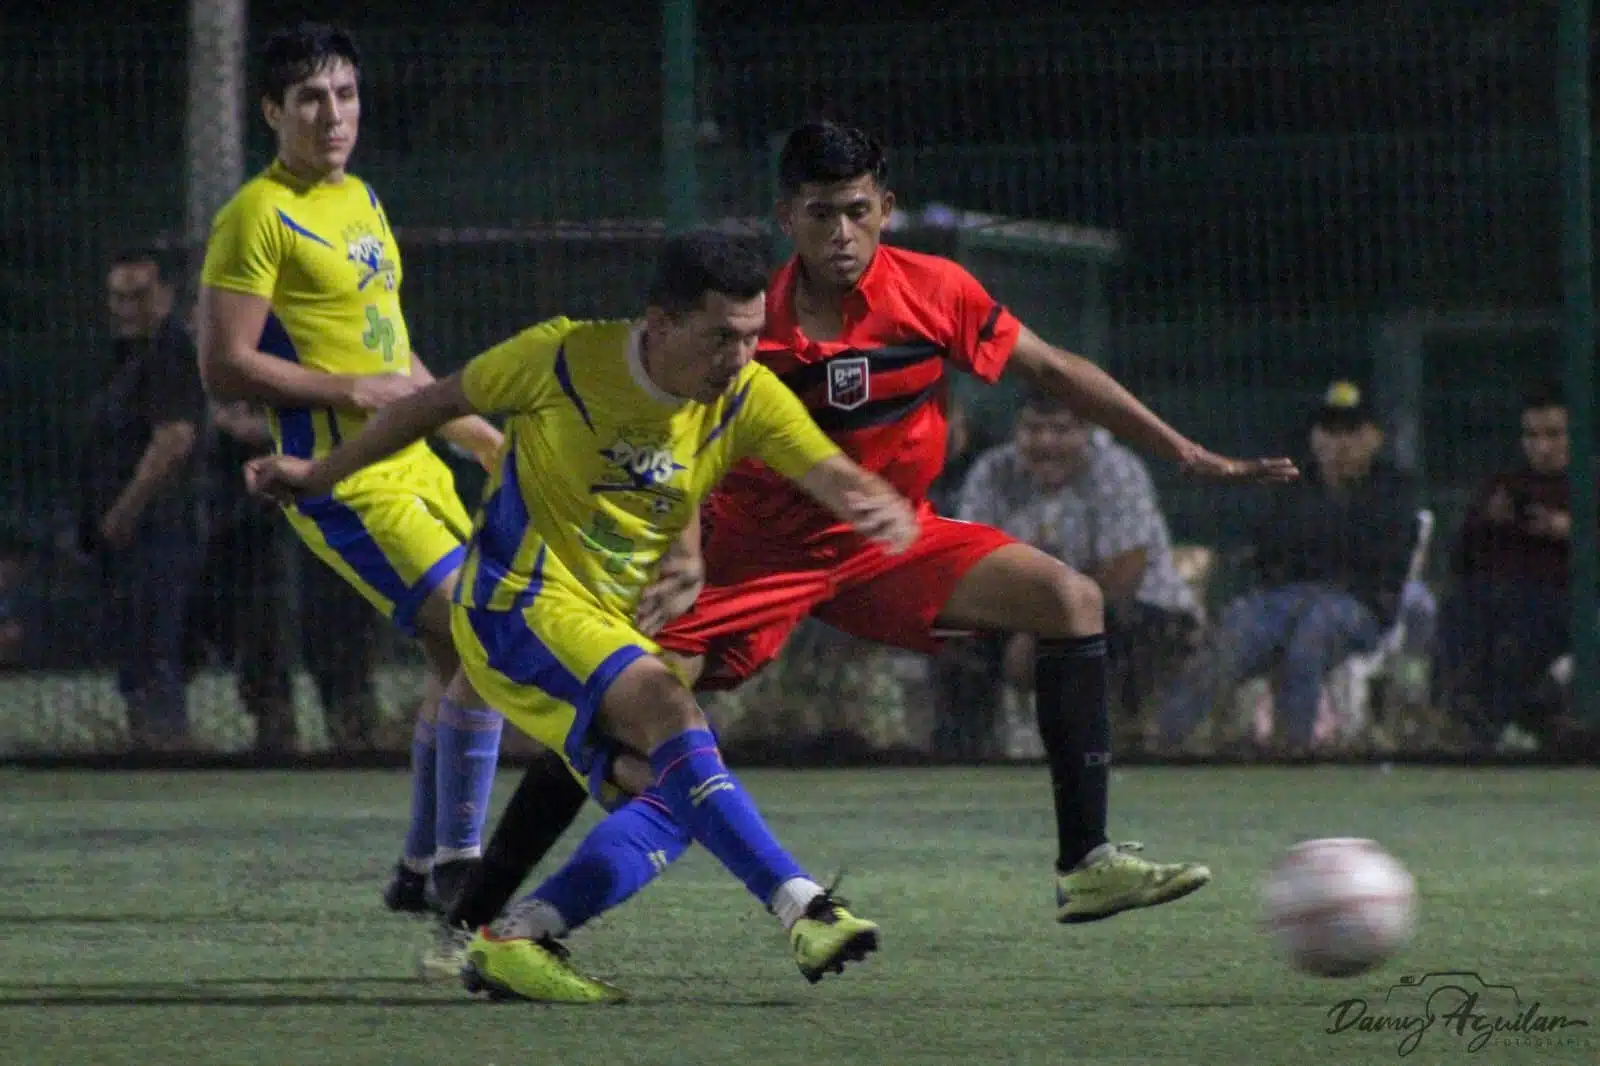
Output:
[626,323,684,408]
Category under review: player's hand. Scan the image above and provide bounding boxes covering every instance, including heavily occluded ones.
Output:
[635,550,706,636]
[1179,446,1299,484]
[245,454,330,504]
[1526,503,1572,540]
[1484,488,1515,524]
[346,373,422,412]
[843,485,920,555]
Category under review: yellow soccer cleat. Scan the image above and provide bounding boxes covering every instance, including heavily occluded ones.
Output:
[1055,841,1211,924]
[460,928,628,1004]
[789,893,880,984]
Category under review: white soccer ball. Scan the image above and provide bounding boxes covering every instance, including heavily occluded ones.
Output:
[1263,838,1416,978]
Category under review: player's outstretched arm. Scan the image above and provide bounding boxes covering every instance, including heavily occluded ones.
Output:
[247,375,476,504]
[410,353,504,471]
[197,286,420,411]
[1006,326,1298,484]
[795,455,920,555]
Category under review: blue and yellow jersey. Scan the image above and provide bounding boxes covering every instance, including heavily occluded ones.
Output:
[200,160,424,465]
[455,317,840,618]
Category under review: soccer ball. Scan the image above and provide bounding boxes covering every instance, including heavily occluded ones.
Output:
[1262,838,1416,978]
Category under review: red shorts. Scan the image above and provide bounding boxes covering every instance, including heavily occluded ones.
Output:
[655,503,1017,691]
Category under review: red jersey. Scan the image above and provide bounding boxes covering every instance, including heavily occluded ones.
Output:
[709,245,1021,536]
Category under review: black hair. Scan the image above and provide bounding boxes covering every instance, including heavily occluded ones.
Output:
[647,229,768,314]
[778,120,889,195]
[1522,380,1566,413]
[1020,387,1073,418]
[110,247,180,285]
[258,22,361,104]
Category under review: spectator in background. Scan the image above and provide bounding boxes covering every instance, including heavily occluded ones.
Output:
[187,398,383,755]
[1435,383,1578,748]
[937,389,1201,755]
[74,248,204,751]
[0,531,37,672]
[1158,382,1418,754]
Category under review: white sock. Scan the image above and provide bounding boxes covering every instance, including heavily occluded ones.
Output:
[769,877,825,931]
[491,898,569,941]
[434,845,482,865]
[401,855,433,875]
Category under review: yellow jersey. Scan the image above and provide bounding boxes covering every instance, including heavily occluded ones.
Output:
[455,317,840,617]
[200,160,426,465]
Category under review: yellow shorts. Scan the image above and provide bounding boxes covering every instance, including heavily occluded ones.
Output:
[288,450,473,636]
[451,586,655,800]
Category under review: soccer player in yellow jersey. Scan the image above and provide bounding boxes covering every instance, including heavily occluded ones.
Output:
[248,230,919,1001]
[196,23,515,913]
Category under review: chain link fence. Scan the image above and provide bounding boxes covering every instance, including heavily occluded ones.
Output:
[1,4,1593,761]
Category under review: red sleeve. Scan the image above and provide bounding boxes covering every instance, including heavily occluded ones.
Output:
[941,264,1021,384]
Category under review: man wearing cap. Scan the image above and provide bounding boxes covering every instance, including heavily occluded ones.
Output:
[1157,382,1419,754]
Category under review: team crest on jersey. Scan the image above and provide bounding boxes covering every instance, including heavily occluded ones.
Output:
[827,356,870,411]
[594,433,688,513]
[343,223,397,292]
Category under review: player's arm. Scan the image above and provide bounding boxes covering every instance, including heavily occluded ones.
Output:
[737,371,918,553]
[247,321,559,503]
[410,353,503,471]
[248,376,474,502]
[1006,328,1296,483]
[196,197,415,410]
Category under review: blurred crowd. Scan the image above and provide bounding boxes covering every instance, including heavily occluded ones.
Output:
[0,248,1593,759]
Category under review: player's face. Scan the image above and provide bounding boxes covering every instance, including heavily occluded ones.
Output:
[648,291,765,403]
[1309,423,1381,484]
[1014,408,1092,490]
[106,261,174,339]
[779,175,894,291]
[263,58,360,179]
[1521,406,1569,473]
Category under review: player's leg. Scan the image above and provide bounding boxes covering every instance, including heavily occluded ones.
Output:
[932,538,1211,921]
[819,515,1208,923]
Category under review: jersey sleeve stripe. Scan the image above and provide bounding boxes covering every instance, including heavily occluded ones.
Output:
[471,448,534,606]
[295,495,413,623]
[552,344,596,432]
[977,304,1003,342]
[259,312,315,458]
[694,380,753,456]
[465,604,648,777]
[273,209,335,249]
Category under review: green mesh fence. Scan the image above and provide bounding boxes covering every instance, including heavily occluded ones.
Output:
[0,6,1589,761]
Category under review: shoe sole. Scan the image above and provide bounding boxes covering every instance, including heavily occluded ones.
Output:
[799,927,880,984]
[1056,873,1212,925]
[461,959,628,1004]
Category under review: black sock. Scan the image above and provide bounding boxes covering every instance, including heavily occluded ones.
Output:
[1035,634,1112,873]
[445,749,588,929]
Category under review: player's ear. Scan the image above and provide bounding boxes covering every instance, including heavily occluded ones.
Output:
[879,188,896,223]
[261,94,282,133]
[775,198,795,237]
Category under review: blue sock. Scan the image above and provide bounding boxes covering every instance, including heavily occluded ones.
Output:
[649,728,808,906]
[526,791,692,932]
[402,718,437,866]
[435,700,505,860]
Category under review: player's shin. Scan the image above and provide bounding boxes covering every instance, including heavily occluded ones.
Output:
[648,728,823,926]
[403,718,439,870]
[495,792,692,940]
[1035,635,1113,872]
[446,748,589,930]
[434,698,504,865]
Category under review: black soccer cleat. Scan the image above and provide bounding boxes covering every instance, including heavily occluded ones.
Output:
[426,858,480,916]
[382,862,432,915]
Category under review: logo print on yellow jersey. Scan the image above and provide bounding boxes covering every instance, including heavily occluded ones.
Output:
[343,223,397,291]
[593,434,687,516]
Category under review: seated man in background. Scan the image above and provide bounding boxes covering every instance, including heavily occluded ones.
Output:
[1436,383,1579,749]
[945,388,1202,755]
[1157,382,1418,755]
